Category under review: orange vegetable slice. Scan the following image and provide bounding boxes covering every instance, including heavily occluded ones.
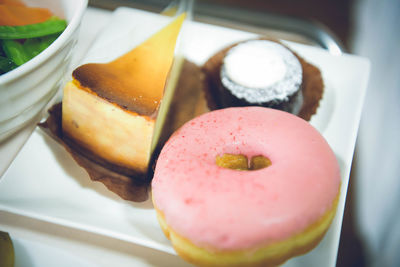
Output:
[0,4,52,26]
[0,0,25,6]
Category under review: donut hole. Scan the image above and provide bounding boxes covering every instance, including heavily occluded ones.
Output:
[215,153,271,170]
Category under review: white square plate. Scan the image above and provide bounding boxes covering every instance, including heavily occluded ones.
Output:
[0,7,370,267]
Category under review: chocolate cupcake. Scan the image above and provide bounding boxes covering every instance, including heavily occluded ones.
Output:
[203,38,324,120]
[220,40,303,114]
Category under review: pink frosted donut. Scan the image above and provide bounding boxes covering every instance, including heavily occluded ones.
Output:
[152,107,341,267]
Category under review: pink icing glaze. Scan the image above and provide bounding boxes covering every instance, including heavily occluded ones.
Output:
[152,107,340,251]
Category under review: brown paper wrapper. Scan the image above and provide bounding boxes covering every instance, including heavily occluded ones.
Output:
[202,38,324,121]
[38,60,207,202]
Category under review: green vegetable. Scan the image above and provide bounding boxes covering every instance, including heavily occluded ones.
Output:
[1,39,30,66]
[0,56,16,74]
[0,17,67,75]
[0,17,67,39]
[1,33,61,67]
[23,33,60,58]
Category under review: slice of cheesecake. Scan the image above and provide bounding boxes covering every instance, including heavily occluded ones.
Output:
[62,14,186,175]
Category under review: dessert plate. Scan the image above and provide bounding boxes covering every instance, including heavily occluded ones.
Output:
[0,7,370,267]
[12,236,97,267]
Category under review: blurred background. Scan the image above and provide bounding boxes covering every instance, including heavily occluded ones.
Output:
[88,0,399,266]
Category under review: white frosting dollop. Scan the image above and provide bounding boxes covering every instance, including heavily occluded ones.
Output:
[224,41,287,88]
[221,40,302,103]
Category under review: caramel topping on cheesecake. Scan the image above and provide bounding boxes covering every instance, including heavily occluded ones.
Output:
[72,13,186,116]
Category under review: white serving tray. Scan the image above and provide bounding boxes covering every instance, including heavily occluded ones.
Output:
[0,7,370,267]
[12,236,97,267]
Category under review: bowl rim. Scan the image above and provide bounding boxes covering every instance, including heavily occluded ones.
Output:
[0,0,88,84]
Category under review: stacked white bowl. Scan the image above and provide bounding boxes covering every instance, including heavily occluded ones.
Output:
[0,0,88,142]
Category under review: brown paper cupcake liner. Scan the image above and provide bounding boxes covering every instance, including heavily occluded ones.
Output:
[202,38,324,121]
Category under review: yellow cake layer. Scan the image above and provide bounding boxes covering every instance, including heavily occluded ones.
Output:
[62,81,155,173]
[153,192,340,267]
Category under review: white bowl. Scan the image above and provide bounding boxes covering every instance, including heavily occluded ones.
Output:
[0,0,88,142]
